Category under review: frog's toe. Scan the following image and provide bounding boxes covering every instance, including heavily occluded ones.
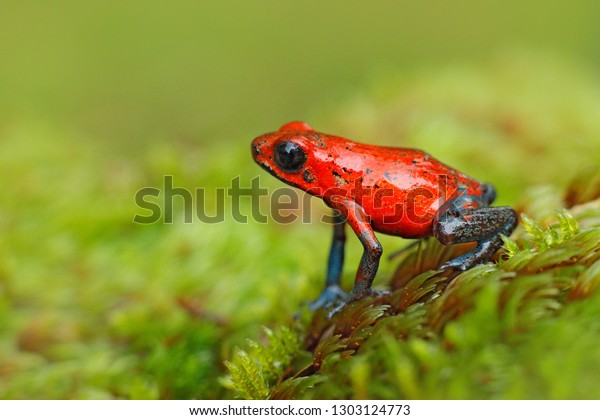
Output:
[439,256,471,272]
[368,289,391,298]
[349,288,390,302]
[326,300,348,318]
[308,285,348,312]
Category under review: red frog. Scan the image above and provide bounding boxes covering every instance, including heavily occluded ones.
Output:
[251,121,517,311]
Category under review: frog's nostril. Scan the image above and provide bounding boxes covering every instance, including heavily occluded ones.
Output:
[251,143,261,156]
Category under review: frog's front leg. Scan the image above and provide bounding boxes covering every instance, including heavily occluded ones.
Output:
[308,213,348,310]
[433,191,518,271]
[308,200,385,312]
[343,200,383,301]
[326,200,386,316]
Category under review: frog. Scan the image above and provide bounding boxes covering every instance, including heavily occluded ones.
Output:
[251,121,518,312]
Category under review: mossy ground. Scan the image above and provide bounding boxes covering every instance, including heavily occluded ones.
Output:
[1,53,599,399]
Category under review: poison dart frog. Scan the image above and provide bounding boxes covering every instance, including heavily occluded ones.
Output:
[251,121,517,312]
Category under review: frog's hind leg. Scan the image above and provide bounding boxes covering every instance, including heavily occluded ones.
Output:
[433,184,517,271]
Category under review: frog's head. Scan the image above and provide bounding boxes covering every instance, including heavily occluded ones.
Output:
[251,121,325,192]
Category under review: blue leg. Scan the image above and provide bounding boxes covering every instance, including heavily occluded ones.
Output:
[326,213,346,286]
[308,213,348,310]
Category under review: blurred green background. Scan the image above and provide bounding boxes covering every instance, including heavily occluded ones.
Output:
[1,0,599,399]
[2,0,600,143]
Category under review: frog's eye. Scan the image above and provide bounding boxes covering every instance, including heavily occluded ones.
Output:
[274,141,306,172]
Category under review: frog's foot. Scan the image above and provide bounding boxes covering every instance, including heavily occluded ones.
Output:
[326,288,390,318]
[439,237,502,271]
[350,287,390,302]
[308,285,349,312]
[326,300,348,318]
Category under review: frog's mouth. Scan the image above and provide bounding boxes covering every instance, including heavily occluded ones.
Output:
[251,143,262,158]
[256,160,279,178]
[251,137,278,177]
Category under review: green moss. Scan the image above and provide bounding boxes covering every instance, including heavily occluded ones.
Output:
[222,326,301,399]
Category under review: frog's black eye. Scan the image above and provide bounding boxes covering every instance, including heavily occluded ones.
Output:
[274,141,306,172]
